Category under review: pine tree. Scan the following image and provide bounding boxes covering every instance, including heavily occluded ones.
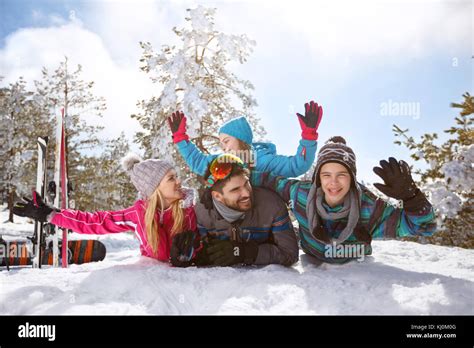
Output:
[133,5,265,185]
[77,133,136,211]
[2,59,135,216]
[0,76,52,222]
[393,93,474,248]
[33,57,111,210]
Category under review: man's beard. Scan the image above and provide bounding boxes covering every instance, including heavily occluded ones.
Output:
[223,195,253,212]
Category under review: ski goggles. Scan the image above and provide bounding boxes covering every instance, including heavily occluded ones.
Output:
[206,154,246,188]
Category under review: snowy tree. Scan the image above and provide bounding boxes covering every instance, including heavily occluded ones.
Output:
[33,58,107,211]
[133,5,266,185]
[33,58,134,211]
[0,76,51,222]
[393,93,473,248]
[76,133,136,211]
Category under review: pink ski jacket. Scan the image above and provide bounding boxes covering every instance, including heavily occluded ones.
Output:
[49,189,197,262]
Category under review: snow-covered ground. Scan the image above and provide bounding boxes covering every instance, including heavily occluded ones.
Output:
[1,206,473,315]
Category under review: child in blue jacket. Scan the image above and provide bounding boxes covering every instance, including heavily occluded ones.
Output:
[167,100,323,178]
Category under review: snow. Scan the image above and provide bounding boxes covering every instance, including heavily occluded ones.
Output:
[423,144,474,219]
[1,206,473,315]
[441,144,474,192]
[424,181,462,218]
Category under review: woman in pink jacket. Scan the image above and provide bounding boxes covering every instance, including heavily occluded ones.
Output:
[13,154,201,267]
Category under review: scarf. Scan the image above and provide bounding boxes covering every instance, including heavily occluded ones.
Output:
[212,197,246,223]
[306,184,361,244]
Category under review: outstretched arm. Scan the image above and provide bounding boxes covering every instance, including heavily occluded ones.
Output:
[13,191,140,235]
[258,100,322,178]
[370,157,437,239]
[176,140,216,177]
[49,205,141,235]
[258,139,318,178]
[167,110,216,176]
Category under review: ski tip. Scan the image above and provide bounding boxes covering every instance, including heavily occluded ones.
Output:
[32,190,38,207]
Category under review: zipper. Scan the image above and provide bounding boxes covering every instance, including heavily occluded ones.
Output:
[230,222,242,243]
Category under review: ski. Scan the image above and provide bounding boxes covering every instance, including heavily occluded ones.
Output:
[0,239,106,269]
[52,108,69,268]
[32,136,48,268]
[60,107,69,268]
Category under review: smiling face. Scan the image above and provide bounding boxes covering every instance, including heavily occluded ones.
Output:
[157,169,183,206]
[319,162,352,207]
[219,133,242,152]
[212,173,253,212]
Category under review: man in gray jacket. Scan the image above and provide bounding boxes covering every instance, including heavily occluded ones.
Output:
[191,154,299,267]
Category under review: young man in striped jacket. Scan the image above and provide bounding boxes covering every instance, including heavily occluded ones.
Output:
[251,136,437,264]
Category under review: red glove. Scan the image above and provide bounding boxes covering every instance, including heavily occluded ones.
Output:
[167,111,189,144]
[296,101,323,141]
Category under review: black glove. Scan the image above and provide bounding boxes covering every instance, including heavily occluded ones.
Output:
[373,157,419,201]
[13,191,59,223]
[373,157,432,212]
[207,239,258,266]
[374,157,432,213]
[170,231,201,267]
[193,239,212,266]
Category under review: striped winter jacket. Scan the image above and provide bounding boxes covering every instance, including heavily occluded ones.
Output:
[251,172,437,264]
[194,187,299,266]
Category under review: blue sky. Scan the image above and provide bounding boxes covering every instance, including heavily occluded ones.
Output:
[0,0,472,183]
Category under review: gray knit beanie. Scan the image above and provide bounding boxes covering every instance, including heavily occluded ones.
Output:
[121,153,175,200]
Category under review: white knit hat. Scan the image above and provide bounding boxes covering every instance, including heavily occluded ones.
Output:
[121,153,174,200]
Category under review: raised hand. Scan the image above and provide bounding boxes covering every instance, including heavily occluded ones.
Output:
[296,100,323,140]
[167,110,189,144]
[373,157,419,201]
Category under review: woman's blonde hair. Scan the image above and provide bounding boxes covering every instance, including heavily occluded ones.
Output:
[144,188,185,255]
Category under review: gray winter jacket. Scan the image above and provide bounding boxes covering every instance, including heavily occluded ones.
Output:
[195,187,299,266]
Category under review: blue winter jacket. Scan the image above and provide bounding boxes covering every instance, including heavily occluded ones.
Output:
[176,139,317,177]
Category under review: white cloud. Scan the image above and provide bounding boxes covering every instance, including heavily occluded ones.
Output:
[211,0,471,80]
[81,0,182,66]
[279,0,469,57]
[0,18,153,150]
[0,0,470,170]
[0,1,206,152]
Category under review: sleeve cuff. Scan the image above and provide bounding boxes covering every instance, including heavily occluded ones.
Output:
[301,130,318,141]
[172,134,189,144]
[47,210,58,223]
[403,190,432,214]
[300,138,317,146]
